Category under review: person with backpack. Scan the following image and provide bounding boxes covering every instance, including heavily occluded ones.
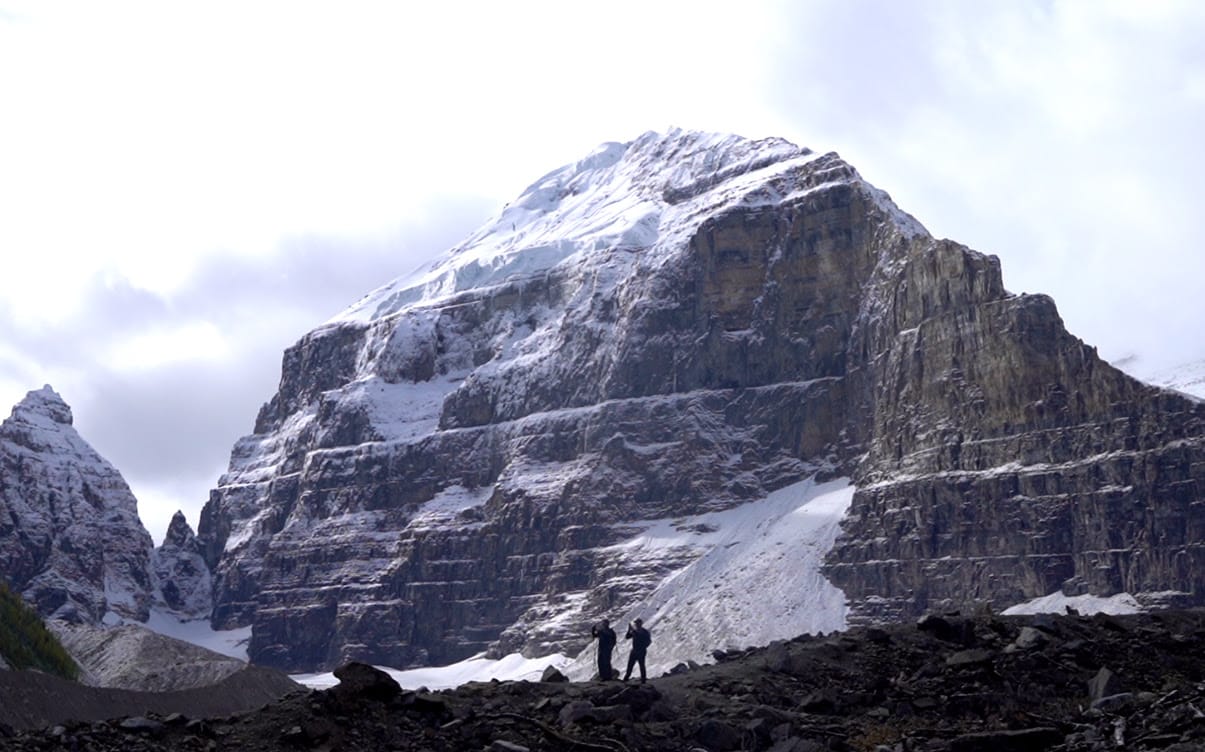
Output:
[590,619,617,680]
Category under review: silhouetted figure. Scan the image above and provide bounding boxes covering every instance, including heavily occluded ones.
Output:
[590,619,617,680]
[622,618,651,683]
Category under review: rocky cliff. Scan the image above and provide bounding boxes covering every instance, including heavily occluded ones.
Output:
[197,129,1205,672]
[0,386,156,624]
[150,511,212,619]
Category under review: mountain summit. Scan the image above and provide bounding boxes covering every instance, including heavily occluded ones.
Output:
[196,130,1205,673]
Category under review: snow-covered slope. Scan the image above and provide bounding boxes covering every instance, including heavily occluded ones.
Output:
[331,131,854,324]
[1142,359,1205,400]
[563,478,853,679]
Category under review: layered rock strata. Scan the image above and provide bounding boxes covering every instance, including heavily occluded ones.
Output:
[825,244,1205,621]
[197,130,1205,671]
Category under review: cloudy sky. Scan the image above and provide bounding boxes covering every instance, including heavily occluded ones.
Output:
[2,1,1202,542]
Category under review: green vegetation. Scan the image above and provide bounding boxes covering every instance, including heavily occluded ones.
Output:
[0,581,78,680]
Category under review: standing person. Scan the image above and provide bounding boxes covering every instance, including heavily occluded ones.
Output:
[590,619,617,681]
[622,618,651,683]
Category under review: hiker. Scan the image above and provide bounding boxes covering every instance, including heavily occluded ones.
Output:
[590,619,617,680]
[622,618,652,683]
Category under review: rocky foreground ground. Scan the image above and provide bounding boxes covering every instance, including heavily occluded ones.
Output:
[4,609,1205,751]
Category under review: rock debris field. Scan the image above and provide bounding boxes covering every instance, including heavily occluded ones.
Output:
[4,609,1205,751]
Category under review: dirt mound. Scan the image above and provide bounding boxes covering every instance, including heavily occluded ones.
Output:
[0,664,300,732]
[3,610,1205,750]
[50,621,247,691]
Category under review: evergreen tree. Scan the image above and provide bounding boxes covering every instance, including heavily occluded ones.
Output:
[0,581,78,680]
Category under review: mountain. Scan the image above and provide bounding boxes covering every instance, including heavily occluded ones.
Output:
[196,129,1205,673]
[150,510,212,619]
[0,386,157,624]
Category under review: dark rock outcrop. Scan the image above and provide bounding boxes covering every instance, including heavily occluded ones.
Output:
[195,129,1205,672]
[5,610,1205,751]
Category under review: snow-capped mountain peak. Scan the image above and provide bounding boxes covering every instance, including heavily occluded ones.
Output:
[8,384,76,435]
[329,129,887,324]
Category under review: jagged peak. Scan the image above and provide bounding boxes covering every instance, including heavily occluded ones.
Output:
[161,510,197,548]
[10,384,73,426]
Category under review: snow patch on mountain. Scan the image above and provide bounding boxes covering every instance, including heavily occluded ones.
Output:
[292,651,570,691]
[1111,353,1205,401]
[1001,592,1143,616]
[565,477,853,679]
[1145,359,1205,400]
[143,609,253,661]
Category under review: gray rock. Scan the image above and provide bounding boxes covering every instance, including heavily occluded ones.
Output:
[540,665,568,683]
[558,700,595,726]
[1013,626,1048,651]
[948,727,1062,751]
[695,718,743,751]
[118,716,164,733]
[1091,692,1135,713]
[767,740,825,752]
[591,704,633,723]
[1088,667,1122,702]
[946,648,993,667]
[332,661,401,701]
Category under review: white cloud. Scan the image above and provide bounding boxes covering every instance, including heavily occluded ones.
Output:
[101,321,231,372]
[768,0,1205,372]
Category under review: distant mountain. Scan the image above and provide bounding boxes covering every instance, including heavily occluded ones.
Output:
[151,510,212,620]
[197,129,1205,673]
[0,386,156,624]
[0,385,246,690]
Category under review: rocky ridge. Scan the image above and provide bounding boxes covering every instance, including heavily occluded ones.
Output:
[0,386,156,624]
[4,610,1205,751]
[196,129,1205,673]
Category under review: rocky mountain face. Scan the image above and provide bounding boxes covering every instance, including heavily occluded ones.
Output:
[196,129,1205,673]
[0,386,157,624]
[0,381,217,695]
[150,511,212,619]
[823,245,1205,623]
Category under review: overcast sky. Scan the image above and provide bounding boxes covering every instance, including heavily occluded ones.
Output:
[2,1,1202,543]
